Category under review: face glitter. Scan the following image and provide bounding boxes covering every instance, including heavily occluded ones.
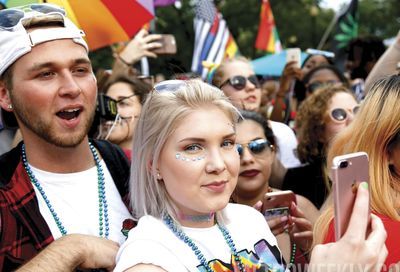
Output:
[175,153,205,162]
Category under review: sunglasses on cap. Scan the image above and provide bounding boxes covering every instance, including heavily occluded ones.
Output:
[0,4,65,30]
[307,80,340,93]
[330,106,360,123]
[236,139,273,157]
[152,79,187,93]
[220,75,260,91]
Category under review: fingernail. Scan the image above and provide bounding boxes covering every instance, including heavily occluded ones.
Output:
[280,216,288,222]
[361,182,368,190]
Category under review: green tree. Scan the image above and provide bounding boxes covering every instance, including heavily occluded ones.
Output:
[90,0,398,75]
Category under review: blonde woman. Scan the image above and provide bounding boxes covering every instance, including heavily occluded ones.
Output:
[314,74,400,268]
[212,57,301,169]
[114,79,387,272]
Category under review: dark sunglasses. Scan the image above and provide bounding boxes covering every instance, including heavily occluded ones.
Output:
[237,139,273,157]
[330,106,360,122]
[307,80,339,93]
[0,4,65,30]
[220,75,260,91]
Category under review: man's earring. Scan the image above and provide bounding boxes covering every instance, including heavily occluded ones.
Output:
[7,104,12,110]
[156,172,162,181]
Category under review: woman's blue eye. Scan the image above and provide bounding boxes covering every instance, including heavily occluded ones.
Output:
[185,144,202,152]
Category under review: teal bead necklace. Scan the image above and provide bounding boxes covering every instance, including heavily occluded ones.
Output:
[163,214,245,272]
[21,142,110,238]
[289,242,297,268]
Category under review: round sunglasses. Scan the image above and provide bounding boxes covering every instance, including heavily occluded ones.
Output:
[220,75,260,91]
[330,106,360,122]
[236,139,273,157]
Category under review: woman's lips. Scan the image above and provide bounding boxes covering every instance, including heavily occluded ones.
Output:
[203,181,228,193]
[239,169,260,178]
[245,96,257,103]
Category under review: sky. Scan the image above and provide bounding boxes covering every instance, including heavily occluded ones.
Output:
[320,0,351,11]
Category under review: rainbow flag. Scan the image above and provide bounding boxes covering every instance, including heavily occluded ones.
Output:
[191,0,239,79]
[255,0,282,53]
[4,0,154,51]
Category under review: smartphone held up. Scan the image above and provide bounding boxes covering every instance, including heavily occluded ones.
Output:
[286,48,301,68]
[152,34,177,55]
[262,190,296,220]
[331,152,370,241]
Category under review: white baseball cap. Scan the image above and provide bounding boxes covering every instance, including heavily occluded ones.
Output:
[0,4,89,128]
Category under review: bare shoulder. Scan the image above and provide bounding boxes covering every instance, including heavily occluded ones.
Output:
[124,264,167,272]
[295,194,320,224]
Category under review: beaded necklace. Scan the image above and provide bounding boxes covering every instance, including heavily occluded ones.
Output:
[163,214,245,272]
[289,243,297,268]
[21,142,110,238]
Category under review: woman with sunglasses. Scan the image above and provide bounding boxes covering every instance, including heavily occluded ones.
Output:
[212,57,301,170]
[302,65,349,97]
[270,53,333,123]
[232,110,319,269]
[282,85,358,209]
[314,74,400,268]
[98,75,151,159]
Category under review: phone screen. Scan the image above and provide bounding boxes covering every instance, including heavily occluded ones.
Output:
[263,207,290,220]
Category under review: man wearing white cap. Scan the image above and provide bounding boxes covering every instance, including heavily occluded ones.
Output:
[0,4,133,271]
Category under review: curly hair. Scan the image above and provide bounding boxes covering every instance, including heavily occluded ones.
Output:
[296,85,354,163]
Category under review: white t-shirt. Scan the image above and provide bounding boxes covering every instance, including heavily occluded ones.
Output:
[269,121,301,168]
[115,203,286,272]
[31,159,133,245]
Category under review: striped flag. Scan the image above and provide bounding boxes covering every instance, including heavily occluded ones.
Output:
[255,0,282,53]
[191,0,239,79]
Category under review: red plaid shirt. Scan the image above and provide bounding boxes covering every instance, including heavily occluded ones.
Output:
[0,141,130,271]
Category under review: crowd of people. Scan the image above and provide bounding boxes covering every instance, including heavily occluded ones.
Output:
[0,3,399,272]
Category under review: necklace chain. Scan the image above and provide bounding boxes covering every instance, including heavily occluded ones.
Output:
[163,214,245,272]
[21,142,110,238]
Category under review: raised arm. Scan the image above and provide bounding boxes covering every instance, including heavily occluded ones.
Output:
[365,31,400,92]
[309,182,388,271]
[111,29,163,79]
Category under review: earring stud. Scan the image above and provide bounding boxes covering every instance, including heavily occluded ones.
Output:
[7,104,12,110]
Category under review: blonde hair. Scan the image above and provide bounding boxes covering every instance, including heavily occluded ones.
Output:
[130,79,240,219]
[314,75,400,245]
[211,56,253,88]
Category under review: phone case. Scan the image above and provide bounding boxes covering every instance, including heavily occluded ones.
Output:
[332,152,369,241]
[152,34,177,55]
[286,48,301,68]
[262,190,296,215]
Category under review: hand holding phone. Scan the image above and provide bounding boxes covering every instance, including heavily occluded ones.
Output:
[151,34,177,55]
[331,152,369,241]
[286,48,301,68]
